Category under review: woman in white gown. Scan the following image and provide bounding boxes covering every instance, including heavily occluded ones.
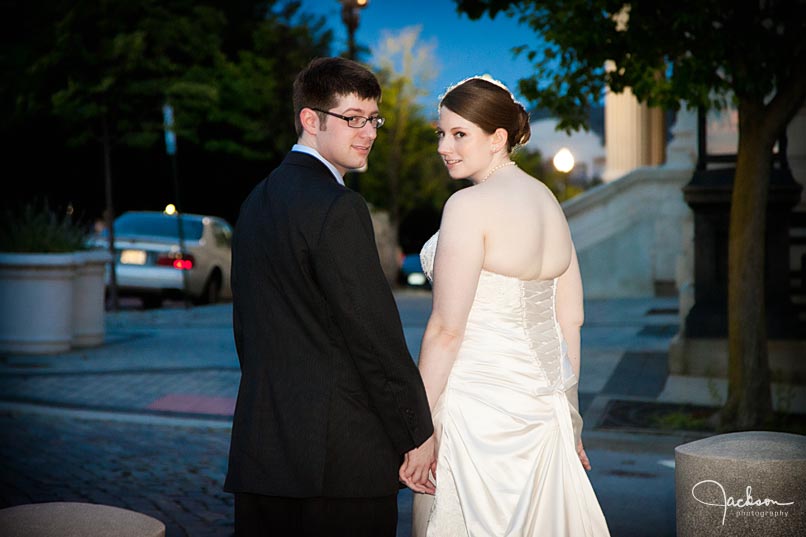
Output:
[399,77,610,536]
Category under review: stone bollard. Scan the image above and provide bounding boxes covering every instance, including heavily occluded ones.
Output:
[675,431,806,536]
[0,502,165,537]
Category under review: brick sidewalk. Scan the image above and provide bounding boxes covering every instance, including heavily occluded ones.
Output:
[0,412,233,537]
[0,293,696,536]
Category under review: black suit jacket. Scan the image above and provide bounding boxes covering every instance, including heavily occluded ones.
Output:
[224,151,433,498]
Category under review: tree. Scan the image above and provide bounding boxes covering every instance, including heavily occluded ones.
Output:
[3,0,331,306]
[456,0,806,429]
[361,27,452,243]
[2,0,332,224]
[36,0,231,308]
[197,1,333,159]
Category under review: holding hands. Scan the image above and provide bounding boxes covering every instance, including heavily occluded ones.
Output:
[399,435,590,494]
[399,435,437,495]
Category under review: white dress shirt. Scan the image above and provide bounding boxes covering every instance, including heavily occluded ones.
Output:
[292,144,345,186]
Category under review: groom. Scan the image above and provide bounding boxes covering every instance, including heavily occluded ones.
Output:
[224,57,433,536]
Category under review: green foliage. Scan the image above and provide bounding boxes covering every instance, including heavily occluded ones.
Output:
[197,3,332,159]
[456,0,806,132]
[360,27,452,226]
[456,0,806,430]
[0,203,88,253]
[361,80,451,220]
[5,0,331,160]
[652,410,713,432]
[511,147,583,202]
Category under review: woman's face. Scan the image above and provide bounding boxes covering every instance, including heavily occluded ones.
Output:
[436,106,496,181]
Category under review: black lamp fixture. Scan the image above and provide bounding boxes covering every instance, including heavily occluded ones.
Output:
[340,0,369,60]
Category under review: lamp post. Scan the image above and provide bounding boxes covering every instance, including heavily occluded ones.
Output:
[163,103,190,308]
[340,0,368,60]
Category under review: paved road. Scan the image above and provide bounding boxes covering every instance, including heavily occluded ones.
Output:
[0,291,699,536]
[1,413,233,537]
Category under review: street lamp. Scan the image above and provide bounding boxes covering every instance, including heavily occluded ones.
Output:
[340,0,369,60]
[553,147,575,200]
[553,147,575,173]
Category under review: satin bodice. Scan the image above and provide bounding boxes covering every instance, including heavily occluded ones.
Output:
[419,231,577,396]
[414,231,609,537]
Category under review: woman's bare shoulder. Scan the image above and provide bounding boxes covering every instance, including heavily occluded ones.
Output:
[443,185,485,217]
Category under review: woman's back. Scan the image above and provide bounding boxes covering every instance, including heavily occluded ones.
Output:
[410,76,609,537]
[471,169,572,281]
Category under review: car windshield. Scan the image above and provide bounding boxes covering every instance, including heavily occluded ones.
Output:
[113,213,204,240]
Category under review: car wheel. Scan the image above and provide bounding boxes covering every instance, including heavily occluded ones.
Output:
[197,273,221,305]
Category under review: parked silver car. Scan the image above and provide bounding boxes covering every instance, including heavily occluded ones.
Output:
[93,211,232,308]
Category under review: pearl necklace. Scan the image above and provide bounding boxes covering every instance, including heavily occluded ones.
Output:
[480,160,517,183]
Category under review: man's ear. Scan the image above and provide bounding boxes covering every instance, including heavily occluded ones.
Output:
[299,108,320,135]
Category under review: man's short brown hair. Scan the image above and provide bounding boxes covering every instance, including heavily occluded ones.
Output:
[292,57,382,136]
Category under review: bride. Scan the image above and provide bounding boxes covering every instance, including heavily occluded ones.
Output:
[399,77,610,536]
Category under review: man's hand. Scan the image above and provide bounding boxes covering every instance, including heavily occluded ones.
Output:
[577,439,591,471]
[399,435,437,495]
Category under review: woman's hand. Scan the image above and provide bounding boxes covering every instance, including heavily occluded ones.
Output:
[577,440,591,471]
[399,435,437,495]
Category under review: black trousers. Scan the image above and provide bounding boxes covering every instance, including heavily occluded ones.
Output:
[234,492,398,537]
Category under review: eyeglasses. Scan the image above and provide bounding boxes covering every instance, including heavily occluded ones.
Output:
[311,108,385,129]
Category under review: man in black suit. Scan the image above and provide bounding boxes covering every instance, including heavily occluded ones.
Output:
[224,57,434,536]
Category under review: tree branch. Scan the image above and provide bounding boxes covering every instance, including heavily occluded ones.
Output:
[762,59,806,142]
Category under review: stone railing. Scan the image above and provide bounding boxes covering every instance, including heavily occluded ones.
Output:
[562,166,693,298]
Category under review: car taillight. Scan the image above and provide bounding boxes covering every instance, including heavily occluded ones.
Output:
[156,253,194,270]
[173,258,194,270]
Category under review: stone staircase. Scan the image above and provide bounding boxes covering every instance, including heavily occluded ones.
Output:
[562,166,692,299]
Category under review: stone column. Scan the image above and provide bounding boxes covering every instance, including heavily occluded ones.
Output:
[370,209,399,286]
[603,82,665,182]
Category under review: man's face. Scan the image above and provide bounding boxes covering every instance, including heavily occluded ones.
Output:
[313,94,380,175]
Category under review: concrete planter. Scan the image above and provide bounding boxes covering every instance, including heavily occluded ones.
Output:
[71,249,112,348]
[0,252,78,354]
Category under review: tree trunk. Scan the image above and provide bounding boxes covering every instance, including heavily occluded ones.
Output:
[385,78,408,279]
[719,65,806,428]
[720,101,775,429]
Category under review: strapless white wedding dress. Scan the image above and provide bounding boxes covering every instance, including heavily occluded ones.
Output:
[412,232,610,537]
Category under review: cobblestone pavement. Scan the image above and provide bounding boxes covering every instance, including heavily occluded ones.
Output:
[0,292,696,536]
[0,409,686,537]
[0,412,233,537]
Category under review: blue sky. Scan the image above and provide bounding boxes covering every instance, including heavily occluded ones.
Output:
[297,0,540,112]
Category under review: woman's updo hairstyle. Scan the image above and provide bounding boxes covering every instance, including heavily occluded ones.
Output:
[439,76,531,153]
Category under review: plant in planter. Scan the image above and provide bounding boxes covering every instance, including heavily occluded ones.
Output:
[0,203,88,253]
[0,203,110,354]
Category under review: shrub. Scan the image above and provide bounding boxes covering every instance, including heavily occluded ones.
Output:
[0,202,88,253]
